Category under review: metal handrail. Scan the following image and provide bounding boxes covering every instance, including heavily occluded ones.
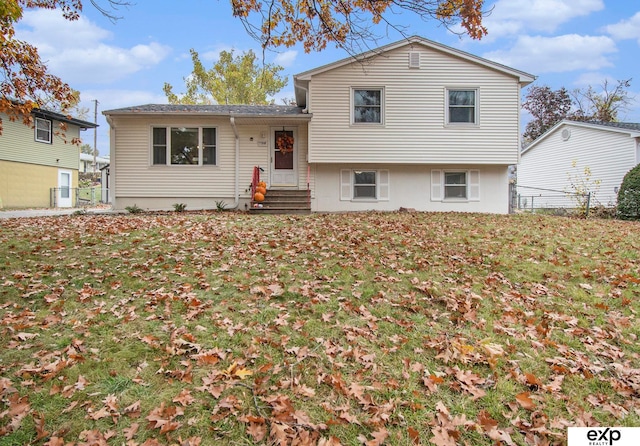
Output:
[250,166,261,207]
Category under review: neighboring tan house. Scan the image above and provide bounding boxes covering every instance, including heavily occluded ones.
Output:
[0,108,97,208]
[518,120,640,208]
[80,153,110,173]
[103,36,535,213]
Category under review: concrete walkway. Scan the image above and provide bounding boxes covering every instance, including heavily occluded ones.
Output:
[0,207,118,219]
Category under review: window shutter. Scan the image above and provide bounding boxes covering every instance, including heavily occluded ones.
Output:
[409,52,420,68]
[431,170,442,201]
[378,170,390,200]
[469,170,480,201]
[340,170,352,201]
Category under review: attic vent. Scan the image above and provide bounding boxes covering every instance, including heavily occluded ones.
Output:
[408,52,420,68]
[561,128,571,141]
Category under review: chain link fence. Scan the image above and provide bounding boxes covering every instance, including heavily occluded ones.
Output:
[50,187,110,208]
[511,185,592,217]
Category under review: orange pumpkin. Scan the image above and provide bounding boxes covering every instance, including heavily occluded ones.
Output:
[256,186,267,195]
[254,192,265,202]
[258,181,267,188]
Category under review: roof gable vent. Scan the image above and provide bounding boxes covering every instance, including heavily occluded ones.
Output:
[561,128,571,141]
[409,52,420,68]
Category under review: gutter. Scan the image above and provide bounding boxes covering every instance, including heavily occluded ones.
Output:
[105,115,116,209]
[228,116,240,209]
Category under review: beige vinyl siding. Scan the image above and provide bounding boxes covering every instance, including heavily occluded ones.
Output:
[0,114,82,170]
[112,116,236,199]
[235,124,312,193]
[110,117,313,209]
[307,45,521,165]
[518,124,638,206]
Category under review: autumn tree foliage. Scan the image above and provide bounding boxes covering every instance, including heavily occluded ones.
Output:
[163,49,288,105]
[570,78,634,123]
[231,0,488,55]
[3,0,487,131]
[522,79,634,143]
[521,86,573,143]
[0,0,126,134]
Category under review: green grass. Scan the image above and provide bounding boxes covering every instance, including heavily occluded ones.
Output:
[0,211,639,445]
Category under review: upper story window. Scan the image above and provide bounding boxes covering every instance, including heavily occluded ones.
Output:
[353,88,383,124]
[35,118,52,143]
[152,127,217,166]
[447,89,478,124]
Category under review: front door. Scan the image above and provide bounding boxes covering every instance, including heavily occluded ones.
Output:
[270,127,297,187]
[58,169,72,208]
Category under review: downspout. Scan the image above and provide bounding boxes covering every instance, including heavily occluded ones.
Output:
[228,116,240,209]
[297,84,310,114]
[105,115,116,209]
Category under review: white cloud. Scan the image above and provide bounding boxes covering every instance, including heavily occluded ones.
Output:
[572,72,615,88]
[81,89,168,111]
[604,11,640,44]
[79,89,169,155]
[483,0,604,39]
[483,34,616,73]
[274,50,297,67]
[15,9,171,84]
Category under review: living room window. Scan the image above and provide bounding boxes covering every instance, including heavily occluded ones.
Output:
[35,118,52,143]
[447,89,477,124]
[353,88,383,124]
[152,127,217,166]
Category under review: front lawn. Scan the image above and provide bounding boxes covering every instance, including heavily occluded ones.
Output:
[0,212,638,445]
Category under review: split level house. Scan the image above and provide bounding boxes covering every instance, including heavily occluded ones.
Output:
[0,108,97,208]
[103,36,536,214]
[518,120,640,208]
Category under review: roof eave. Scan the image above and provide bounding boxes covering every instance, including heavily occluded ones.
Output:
[102,109,312,120]
[32,108,98,129]
[523,119,640,155]
[294,35,536,84]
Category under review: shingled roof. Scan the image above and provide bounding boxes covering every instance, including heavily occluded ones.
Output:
[583,121,640,132]
[103,104,307,117]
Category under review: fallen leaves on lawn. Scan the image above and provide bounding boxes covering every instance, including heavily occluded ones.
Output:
[0,212,638,445]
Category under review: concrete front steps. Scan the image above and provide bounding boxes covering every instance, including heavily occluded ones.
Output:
[250,189,311,214]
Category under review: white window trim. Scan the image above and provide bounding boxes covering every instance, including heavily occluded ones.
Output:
[445,88,479,126]
[340,169,389,201]
[431,169,480,202]
[150,126,218,166]
[35,117,52,143]
[351,87,385,125]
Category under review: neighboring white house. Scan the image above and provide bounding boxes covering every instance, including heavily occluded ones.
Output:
[103,36,535,213]
[518,120,640,208]
[80,153,110,173]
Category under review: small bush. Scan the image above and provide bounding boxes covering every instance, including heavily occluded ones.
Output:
[125,204,143,214]
[589,205,617,220]
[173,203,187,212]
[617,164,640,220]
[215,200,228,211]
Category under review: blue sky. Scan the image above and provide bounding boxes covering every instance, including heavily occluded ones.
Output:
[15,0,640,155]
